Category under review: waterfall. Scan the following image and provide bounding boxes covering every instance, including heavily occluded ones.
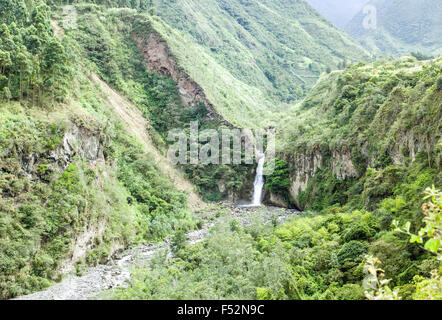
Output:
[251,153,265,206]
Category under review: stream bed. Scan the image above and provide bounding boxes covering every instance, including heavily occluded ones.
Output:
[15,206,298,300]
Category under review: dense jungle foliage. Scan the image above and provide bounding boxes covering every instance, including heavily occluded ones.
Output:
[108,187,440,300]
[277,56,441,212]
[107,55,441,300]
[60,5,255,201]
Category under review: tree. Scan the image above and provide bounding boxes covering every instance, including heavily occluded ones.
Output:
[436,76,442,91]
[42,39,68,103]
[0,0,28,25]
[171,229,187,254]
[16,46,31,100]
[264,159,291,195]
[1,86,11,100]
[0,49,11,74]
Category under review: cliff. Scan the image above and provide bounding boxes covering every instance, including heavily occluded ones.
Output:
[132,32,230,126]
[273,56,441,210]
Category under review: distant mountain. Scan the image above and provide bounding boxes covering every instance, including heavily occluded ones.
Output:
[305,0,368,29]
[150,0,371,113]
[345,0,442,56]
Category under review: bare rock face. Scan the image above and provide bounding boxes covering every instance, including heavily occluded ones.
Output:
[132,32,230,126]
[266,192,288,208]
[287,149,322,209]
[55,125,105,167]
[284,129,431,209]
[332,149,358,180]
[19,124,106,179]
[390,131,428,165]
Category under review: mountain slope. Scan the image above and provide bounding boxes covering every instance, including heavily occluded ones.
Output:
[150,0,371,120]
[0,1,203,298]
[274,55,441,210]
[346,0,442,56]
[90,73,202,209]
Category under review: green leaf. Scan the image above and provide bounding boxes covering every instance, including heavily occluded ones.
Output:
[424,238,440,253]
[410,235,422,244]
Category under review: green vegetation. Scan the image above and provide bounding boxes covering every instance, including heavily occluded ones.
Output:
[0,100,139,298]
[0,1,196,298]
[150,0,371,127]
[366,186,441,300]
[105,55,442,300]
[61,6,254,201]
[277,56,441,212]
[0,0,70,105]
[264,159,291,195]
[0,0,440,301]
[48,0,371,128]
[151,0,370,102]
[108,187,440,300]
[346,0,442,57]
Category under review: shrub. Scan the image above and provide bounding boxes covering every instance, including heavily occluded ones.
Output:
[334,283,366,300]
[337,241,369,266]
[436,76,442,91]
[342,223,375,242]
[264,159,291,195]
[171,230,187,254]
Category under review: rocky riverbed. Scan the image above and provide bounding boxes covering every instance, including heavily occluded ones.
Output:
[15,206,298,300]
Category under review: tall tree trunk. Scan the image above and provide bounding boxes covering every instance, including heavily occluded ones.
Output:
[19,65,23,101]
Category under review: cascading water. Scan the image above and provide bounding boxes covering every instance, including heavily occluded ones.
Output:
[251,153,265,206]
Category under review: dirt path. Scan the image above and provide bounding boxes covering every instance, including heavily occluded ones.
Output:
[90,73,204,210]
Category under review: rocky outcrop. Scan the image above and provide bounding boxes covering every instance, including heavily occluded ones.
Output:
[286,149,322,208]
[332,149,358,180]
[389,131,428,165]
[265,191,288,208]
[132,32,230,126]
[217,180,235,202]
[59,219,106,275]
[20,124,106,179]
[284,131,431,209]
[19,123,114,275]
[51,125,105,168]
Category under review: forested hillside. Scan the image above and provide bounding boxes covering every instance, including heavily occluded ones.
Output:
[0,0,440,301]
[275,56,441,210]
[346,0,442,57]
[0,0,202,298]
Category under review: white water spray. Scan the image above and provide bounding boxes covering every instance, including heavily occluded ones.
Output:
[251,153,265,206]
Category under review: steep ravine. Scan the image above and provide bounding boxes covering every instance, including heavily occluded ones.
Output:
[90,73,204,210]
[266,57,442,210]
